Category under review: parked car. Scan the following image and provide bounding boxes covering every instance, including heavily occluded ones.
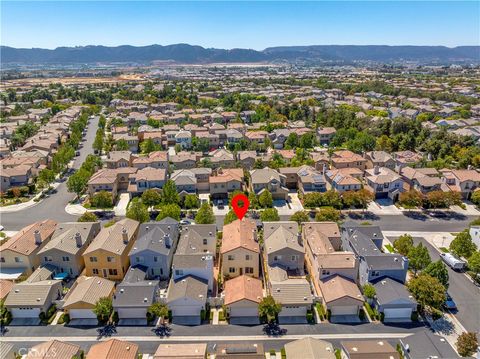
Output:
[428,211,448,218]
[440,253,466,271]
[444,293,457,310]
[217,200,225,209]
[180,219,192,225]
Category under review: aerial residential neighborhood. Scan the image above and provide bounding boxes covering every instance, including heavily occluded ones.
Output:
[0,1,480,358]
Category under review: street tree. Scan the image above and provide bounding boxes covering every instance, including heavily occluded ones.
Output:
[468,251,480,280]
[456,332,478,357]
[258,190,273,208]
[393,234,414,256]
[195,203,215,224]
[407,274,446,311]
[258,295,282,324]
[450,230,477,259]
[260,208,280,222]
[183,194,200,209]
[156,204,181,221]
[408,243,431,275]
[290,211,309,225]
[93,297,113,323]
[126,198,149,223]
[315,207,340,222]
[424,260,449,289]
[77,212,98,222]
[161,180,180,205]
[141,189,162,207]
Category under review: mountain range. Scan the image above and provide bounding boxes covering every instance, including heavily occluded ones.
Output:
[1,44,479,65]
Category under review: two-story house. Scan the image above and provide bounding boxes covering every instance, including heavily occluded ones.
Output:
[0,219,57,278]
[341,223,408,285]
[128,167,167,194]
[331,150,367,171]
[128,218,179,279]
[83,219,140,281]
[250,167,289,201]
[365,166,403,200]
[441,169,480,199]
[221,219,260,279]
[171,224,217,292]
[38,222,101,277]
[209,168,243,200]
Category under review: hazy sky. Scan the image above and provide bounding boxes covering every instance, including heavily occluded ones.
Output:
[2,1,479,49]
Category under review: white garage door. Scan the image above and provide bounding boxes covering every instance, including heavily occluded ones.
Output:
[117,308,147,319]
[278,306,307,317]
[171,306,200,316]
[69,309,97,319]
[230,306,258,317]
[384,308,411,319]
[11,308,41,318]
[331,306,358,316]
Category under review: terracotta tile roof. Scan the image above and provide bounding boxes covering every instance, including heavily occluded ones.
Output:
[319,274,363,304]
[210,168,243,184]
[224,275,263,305]
[26,340,80,359]
[221,219,259,254]
[0,279,14,300]
[86,339,138,359]
[0,219,57,255]
[154,343,207,359]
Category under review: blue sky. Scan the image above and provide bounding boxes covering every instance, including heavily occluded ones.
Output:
[2,1,479,49]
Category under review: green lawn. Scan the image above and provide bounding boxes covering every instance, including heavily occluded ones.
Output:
[439,247,449,253]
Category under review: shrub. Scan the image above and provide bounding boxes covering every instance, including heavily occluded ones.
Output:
[200,309,206,321]
[411,311,419,322]
[281,348,286,359]
[57,313,69,325]
[306,310,314,323]
[456,332,478,357]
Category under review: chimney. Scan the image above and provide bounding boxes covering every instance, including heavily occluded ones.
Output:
[373,165,380,175]
[34,230,42,245]
[164,233,171,248]
[122,227,128,244]
[75,232,82,247]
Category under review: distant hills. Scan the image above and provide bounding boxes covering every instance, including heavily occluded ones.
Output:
[1,44,479,65]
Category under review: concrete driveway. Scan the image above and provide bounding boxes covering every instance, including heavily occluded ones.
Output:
[368,199,402,215]
[114,193,131,216]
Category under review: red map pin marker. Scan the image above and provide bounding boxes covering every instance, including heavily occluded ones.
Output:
[231,193,249,220]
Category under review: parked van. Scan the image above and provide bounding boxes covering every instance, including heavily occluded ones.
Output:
[440,252,466,271]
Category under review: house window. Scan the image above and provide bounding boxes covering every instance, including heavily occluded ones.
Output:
[109,269,118,276]
[322,270,330,276]
[44,256,53,262]
[245,267,254,274]
[92,269,99,275]
[203,239,208,245]
[228,255,235,261]
[291,255,298,262]
[0,257,4,263]
[107,257,115,263]
[90,257,97,263]
[229,267,235,273]
[14,257,22,263]
[153,256,158,262]
[245,254,251,260]
[372,271,380,277]
[62,256,70,262]
[175,269,183,276]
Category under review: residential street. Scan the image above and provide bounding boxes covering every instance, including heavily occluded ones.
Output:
[0,116,99,230]
[2,321,425,354]
[411,236,480,333]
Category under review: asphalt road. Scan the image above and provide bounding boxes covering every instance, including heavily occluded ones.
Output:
[0,116,99,230]
[2,321,426,355]
[215,213,478,233]
[410,236,480,333]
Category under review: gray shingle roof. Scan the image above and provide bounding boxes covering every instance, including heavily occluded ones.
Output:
[129,219,179,256]
[167,275,208,303]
